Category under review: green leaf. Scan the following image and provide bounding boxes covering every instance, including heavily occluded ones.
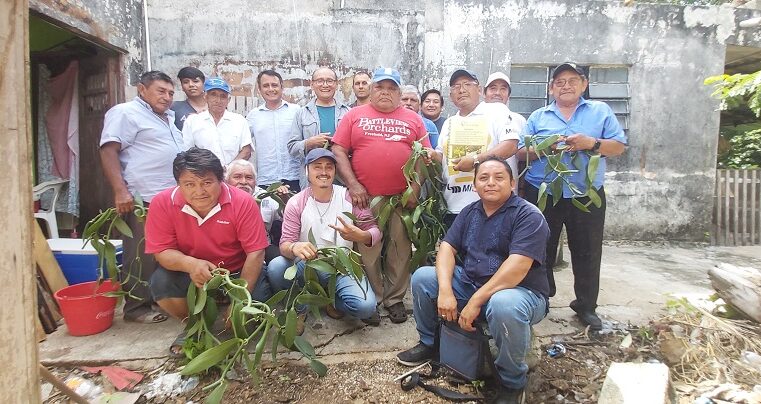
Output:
[342,211,358,222]
[205,275,224,291]
[193,288,207,315]
[537,182,547,210]
[550,178,563,206]
[587,187,602,208]
[203,298,218,329]
[186,283,197,316]
[571,198,591,213]
[309,359,328,377]
[370,195,386,210]
[112,216,133,238]
[306,259,337,275]
[284,308,297,348]
[295,294,333,306]
[304,280,328,297]
[327,273,337,302]
[265,290,287,307]
[240,306,267,316]
[412,205,424,223]
[204,380,227,404]
[308,228,317,246]
[334,248,354,276]
[180,338,242,375]
[587,154,600,184]
[535,134,560,151]
[378,202,393,231]
[400,187,414,207]
[293,335,315,358]
[231,302,246,338]
[401,213,415,242]
[284,264,298,281]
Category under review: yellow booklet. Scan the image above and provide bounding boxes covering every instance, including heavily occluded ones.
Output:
[446,116,490,167]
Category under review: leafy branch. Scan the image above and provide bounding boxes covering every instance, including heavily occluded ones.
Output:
[254,181,293,214]
[705,71,761,118]
[521,134,602,213]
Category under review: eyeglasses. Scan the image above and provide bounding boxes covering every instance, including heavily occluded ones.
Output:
[451,82,478,91]
[553,78,583,87]
[313,79,336,86]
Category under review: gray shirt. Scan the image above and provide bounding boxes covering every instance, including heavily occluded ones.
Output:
[170,100,198,131]
[100,97,185,202]
[246,101,302,185]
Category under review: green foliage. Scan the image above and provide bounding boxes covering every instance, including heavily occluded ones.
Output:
[521,135,601,212]
[254,181,293,214]
[183,247,365,403]
[705,72,761,118]
[81,195,149,298]
[718,124,761,168]
[369,141,448,271]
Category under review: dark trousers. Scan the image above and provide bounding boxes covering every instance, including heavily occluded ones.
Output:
[524,185,606,312]
[122,205,157,318]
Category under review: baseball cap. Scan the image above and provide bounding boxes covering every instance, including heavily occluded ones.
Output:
[551,62,584,79]
[485,72,511,89]
[449,69,478,85]
[372,67,402,87]
[204,77,231,93]
[305,148,337,166]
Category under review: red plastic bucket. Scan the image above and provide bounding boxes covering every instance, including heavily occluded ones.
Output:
[54,280,120,336]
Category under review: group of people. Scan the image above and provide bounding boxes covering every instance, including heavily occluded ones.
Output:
[99,62,626,404]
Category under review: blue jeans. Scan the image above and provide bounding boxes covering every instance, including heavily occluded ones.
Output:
[411,265,547,389]
[267,256,377,319]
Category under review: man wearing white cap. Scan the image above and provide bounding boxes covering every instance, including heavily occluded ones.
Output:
[485,71,527,138]
[182,77,253,166]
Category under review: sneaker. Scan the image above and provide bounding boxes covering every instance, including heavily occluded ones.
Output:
[361,308,381,326]
[396,342,435,366]
[490,385,525,404]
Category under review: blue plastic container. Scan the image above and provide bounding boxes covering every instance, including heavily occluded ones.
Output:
[46,239,123,285]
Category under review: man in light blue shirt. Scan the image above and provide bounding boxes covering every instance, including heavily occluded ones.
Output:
[400,85,440,148]
[518,62,627,331]
[247,70,302,192]
[99,70,186,324]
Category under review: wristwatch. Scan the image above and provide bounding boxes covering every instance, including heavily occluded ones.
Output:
[592,140,602,153]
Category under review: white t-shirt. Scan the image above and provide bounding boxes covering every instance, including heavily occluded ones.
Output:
[436,102,524,214]
[183,110,252,165]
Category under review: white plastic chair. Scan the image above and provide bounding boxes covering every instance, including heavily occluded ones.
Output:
[33,179,68,239]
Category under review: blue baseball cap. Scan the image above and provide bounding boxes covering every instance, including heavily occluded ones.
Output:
[305,148,337,166]
[449,69,478,85]
[372,67,402,87]
[204,77,231,93]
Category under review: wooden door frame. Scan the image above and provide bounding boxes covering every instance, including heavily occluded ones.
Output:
[0,0,41,401]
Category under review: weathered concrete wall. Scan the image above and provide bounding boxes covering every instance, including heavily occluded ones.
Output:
[30,0,147,88]
[148,0,761,241]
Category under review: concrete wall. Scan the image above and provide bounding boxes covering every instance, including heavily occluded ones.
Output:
[30,0,147,89]
[148,0,761,241]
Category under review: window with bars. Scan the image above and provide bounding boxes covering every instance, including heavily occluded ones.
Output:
[508,65,630,131]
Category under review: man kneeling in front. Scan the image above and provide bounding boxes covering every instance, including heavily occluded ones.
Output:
[397,157,550,404]
[145,147,271,355]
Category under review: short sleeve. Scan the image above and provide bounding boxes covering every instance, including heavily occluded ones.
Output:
[234,195,269,253]
[600,104,627,145]
[182,115,196,150]
[100,105,136,148]
[442,207,469,251]
[330,109,355,151]
[144,193,178,254]
[507,207,549,265]
[518,111,539,149]
[239,118,253,149]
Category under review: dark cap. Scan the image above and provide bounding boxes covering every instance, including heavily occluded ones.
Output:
[305,148,337,166]
[551,62,584,79]
[449,69,478,85]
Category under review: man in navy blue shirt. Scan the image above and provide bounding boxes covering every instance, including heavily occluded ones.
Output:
[397,157,550,404]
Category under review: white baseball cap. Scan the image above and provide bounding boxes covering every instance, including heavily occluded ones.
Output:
[485,72,511,89]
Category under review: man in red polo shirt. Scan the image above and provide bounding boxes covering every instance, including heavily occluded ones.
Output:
[145,147,271,355]
[332,67,431,325]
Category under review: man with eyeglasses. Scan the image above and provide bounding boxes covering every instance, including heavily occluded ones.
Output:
[519,62,627,331]
[332,67,431,326]
[182,77,253,166]
[431,69,519,228]
[288,67,350,187]
[421,89,446,133]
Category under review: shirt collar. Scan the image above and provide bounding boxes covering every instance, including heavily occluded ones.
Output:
[549,96,588,114]
[457,101,487,118]
[200,109,232,122]
[474,192,519,215]
[257,100,289,111]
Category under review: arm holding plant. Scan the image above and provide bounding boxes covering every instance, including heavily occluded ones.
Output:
[154,249,215,288]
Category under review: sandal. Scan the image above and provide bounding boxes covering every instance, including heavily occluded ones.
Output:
[169,331,186,358]
[387,302,408,324]
[361,309,381,326]
[125,309,168,324]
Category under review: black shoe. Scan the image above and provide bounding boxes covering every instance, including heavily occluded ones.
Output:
[361,309,381,326]
[396,342,435,366]
[576,310,602,331]
[491,385,525,404]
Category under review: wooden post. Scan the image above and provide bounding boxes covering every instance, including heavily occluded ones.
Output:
[0,0,40,402]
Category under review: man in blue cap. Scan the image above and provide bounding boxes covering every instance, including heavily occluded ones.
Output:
[332,67,431,325]
[182,77,253,166]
